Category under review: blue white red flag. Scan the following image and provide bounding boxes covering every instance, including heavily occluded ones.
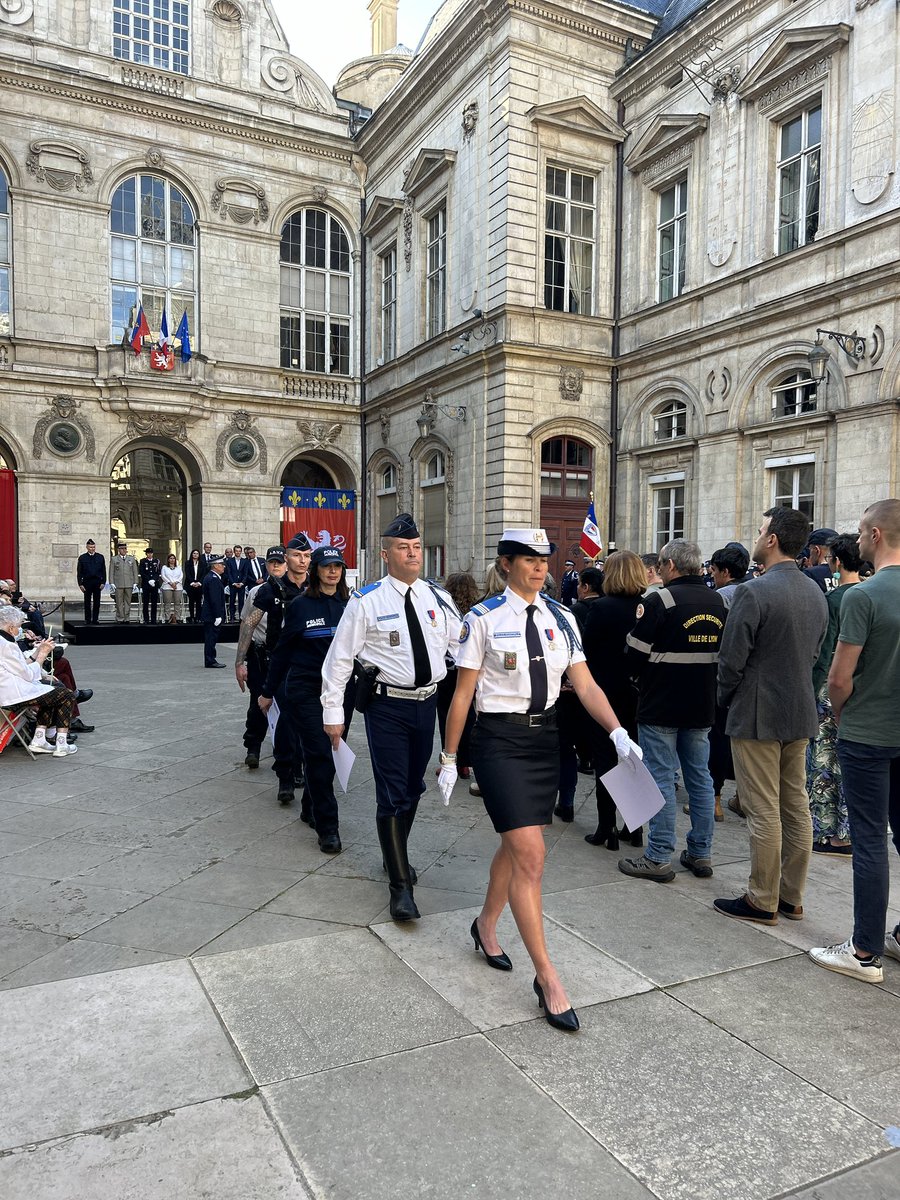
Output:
[174,310,191,362]
[159,308,170,346]
[129,305,151,355]
[580,499,603,559]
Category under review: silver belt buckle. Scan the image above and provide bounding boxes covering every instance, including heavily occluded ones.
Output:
[527,713,541,727]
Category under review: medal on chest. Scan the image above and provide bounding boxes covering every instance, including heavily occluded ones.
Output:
[427,609,437,627]
[503,651,517,671]
[389,630,401,647]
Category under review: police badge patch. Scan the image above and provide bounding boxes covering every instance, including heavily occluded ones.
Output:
[389,630,401,646]
[503,651,517,670]
[459,622,470,643]
[635,603,644,619]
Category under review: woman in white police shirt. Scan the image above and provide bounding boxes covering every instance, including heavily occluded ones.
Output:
[442,529,642,1031]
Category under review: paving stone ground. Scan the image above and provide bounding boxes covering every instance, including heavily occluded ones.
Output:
[1,644,898,1199]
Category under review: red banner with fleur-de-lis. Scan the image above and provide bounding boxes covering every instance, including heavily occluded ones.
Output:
[280,487,356,568]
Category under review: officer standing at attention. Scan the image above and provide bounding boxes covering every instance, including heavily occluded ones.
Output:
[560,559,580,608]
[321,513,460,922]
[200,554,227,668]
[139,547,162,625]
[76,539,106,624]
[109,541,139,624]
[235,533,311,801]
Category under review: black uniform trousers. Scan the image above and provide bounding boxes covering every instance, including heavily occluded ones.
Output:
[243,644,270,752]
[203,622,219,666]
[284,676,340,837]
[187,586,202,622]
[142,588,158,624]
[83,584,102,623]
[272,681,303,785]
[364,693,437,820]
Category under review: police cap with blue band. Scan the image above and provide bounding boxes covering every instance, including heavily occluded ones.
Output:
[286,533,312,551]
[382,512,419,539]
[497,527,556,557]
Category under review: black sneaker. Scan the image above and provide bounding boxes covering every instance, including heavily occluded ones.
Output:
[714,894,777,925]
[680,850,713,878]
[812,841,852,857]
[277,787,294,806]
[618,855,676,883]
[244,750,260,769]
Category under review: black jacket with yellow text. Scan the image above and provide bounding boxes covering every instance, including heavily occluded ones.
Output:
[625,575,726,728]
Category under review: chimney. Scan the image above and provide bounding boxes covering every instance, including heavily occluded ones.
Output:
[368,0,398,55]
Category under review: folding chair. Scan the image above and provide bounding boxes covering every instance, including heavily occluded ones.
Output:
[0,706,36,759]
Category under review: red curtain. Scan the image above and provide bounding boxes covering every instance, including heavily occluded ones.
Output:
[0,470,16,582]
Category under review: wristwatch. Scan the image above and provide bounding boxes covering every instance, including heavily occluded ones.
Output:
[439,751,457,766]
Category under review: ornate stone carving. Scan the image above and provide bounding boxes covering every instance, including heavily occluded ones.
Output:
[380,412,390,444]
[211,177,270,225]
[282,375,350,402]
[851,91,893,204]
[758,59,829,113]
[26,140,93,193]
[402,196,414,272]
[215,410,268,473]
[705,368,732,404]
[462,101,478,142]
[297,420,342,450]
[0,0,34,25]
[559,366,585,402]
[261,52,326,112]
[125,413,188,441]
[711,66,741,104]
[211,0,242,21]
[145,148,166,170]
[445,449,455,515]
[641,142,691,184]
[121,66,185,98]
[0,345,9,369]
[33,396,95,462]
[312,185,328,203]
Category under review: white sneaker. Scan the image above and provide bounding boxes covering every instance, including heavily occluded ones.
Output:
[28,739,55,754]
[52,742,77,757]
[884,929,900,964]
[808,937,883,983]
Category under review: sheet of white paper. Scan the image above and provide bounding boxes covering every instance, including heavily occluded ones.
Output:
[332,739,356,794]
[600,753,666,830]
[266,699,280,741]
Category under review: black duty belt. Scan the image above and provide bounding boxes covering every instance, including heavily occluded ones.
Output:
[487,706,557,728]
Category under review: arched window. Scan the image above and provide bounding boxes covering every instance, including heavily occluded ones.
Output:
[110,174,196,346]
[653,399,688,442]
[0,168,10,336]
[771,370,817,419]
[420,450,446,579]
[280,209,352,375]
[540,437,592,499]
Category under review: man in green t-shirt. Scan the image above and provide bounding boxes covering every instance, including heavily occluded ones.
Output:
[809,499,900,985]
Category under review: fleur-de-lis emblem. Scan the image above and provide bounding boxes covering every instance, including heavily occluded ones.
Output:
[288,489,301,507]
[338,492,351,510]
[314,491,326,508]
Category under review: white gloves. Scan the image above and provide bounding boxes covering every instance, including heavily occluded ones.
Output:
[610,727,643,761]
[148,579,156,587]
[437,764,457,805]
[214,617,222,627]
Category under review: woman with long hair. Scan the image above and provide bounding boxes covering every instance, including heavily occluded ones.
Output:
[160,553,184,623]
[184,548,203,623]
[259,546,351,854]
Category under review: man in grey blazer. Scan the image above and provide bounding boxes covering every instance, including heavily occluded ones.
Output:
[714,508,828,924]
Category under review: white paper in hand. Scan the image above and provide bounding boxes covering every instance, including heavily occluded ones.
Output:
[332,739,356,794]
[266,699,279,742]
[600,753,666,830]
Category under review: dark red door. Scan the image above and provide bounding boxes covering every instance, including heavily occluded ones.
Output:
[538,436,594,588]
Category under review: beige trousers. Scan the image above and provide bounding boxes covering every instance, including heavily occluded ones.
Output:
[731,738,812,912]
[161,589,183,622]
[113,585,132,622]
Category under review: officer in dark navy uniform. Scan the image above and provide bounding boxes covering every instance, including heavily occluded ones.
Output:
[139,547,162,624]
[260,545,351,854]
[200,555,227,667]
[321,513,460,921]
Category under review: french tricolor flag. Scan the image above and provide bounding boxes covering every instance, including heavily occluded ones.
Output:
[129,305,151,355]
[580,499,603,559]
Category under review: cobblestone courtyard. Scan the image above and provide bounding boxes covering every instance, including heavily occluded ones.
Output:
[1,645,898,1199]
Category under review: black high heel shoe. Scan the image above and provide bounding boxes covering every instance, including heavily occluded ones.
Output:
[533,977,580,1032]
[470,918,512,971]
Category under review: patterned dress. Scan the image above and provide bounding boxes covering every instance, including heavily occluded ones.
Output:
[806,583,856,844]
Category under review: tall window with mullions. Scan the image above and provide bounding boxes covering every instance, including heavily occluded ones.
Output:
[113,0,190,76]
[777,102,821,254]
[109,174,196,345]
[544,166,595,315]
[657,178,687,302]
[280,209,352,375]
[0,169,10,336]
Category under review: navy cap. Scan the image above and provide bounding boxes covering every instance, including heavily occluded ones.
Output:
[286,533,312,552]
[208,554,225,565]
[144,547,154,554]
[725,541,748,554]
[265,545,286,563]
[382,512,419,539]
[311,545,347,569]
[808,528,838,545]
[86,539,96,546]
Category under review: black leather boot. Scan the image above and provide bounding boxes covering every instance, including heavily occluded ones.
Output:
[381,804,418,883]
[376,815,420,922]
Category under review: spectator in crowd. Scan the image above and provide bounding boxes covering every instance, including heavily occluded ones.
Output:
[810,499,900,983]
[803,527,839,594]
[570,566,604,628]
[225,543,248,622]
[640,554,664,594]
[109,542,139,624]
[0,604,77,756]
[620,539,725,882]
[709,544,751,610]
[139,548,162,625]
[715,508,828,925]
[582,550,647,850]
[807,533,862,857]
[160,553,184,624]
[198,543,215,580]
[560,560,580,608]
[201,555,227,668]
[244,547,265,586]
[184,549,203,622]
[76,539,106,624]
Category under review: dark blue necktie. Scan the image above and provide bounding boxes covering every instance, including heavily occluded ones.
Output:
[405,587,431,687]
[525,605,548,714]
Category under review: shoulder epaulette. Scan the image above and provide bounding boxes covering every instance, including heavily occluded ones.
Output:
[471,595,507,617]
[352,580,382,599]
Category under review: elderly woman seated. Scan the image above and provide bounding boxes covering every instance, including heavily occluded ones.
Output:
[0,604,78,756]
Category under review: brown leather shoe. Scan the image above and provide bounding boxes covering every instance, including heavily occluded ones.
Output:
[778,899,804,921]
[728,795,745,818]
[714,795,724,822]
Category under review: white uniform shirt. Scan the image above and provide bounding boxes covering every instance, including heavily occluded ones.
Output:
[320,574,460,725]
[455,587,585,714]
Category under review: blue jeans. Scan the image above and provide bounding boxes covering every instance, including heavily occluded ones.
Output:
[836,738,900,956]
[639,724,715,864]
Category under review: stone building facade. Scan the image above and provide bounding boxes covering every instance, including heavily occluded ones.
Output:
[0,0,362,595]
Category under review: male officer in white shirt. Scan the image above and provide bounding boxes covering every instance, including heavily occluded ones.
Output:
[321,513,460,922]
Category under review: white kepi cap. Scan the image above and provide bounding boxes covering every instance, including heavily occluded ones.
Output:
[497,528,556,556]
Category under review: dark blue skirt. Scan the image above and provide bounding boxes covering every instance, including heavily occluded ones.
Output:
[470,712,560,833]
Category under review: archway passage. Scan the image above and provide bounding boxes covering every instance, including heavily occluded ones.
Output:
[280,458,337,489]
[279,456,357,567]
[538,436,594,584]
[0,439,17,581]
[110,446,187,561]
